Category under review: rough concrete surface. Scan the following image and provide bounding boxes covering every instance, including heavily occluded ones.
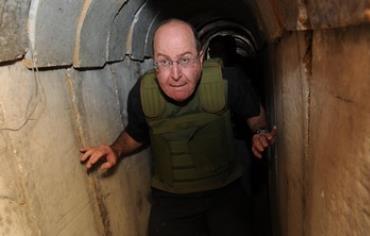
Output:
[0,0,30,63]
[307,24,370,236]
[0,60,151,235]
[272,23,370,236]
[257,0,370,39]
[307,0,370,29]
[0,126,34,235]
[274,0,370,31]
[0,63,101,236]
[23,0,84,68]
[275,0,310,30]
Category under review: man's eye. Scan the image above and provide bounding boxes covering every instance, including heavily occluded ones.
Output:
[159,60,171,66]
[179,57,190,65]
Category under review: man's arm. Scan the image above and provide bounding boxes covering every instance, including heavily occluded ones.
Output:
[247,105,277,158]
[80,131,143,171]
[247,105,268,132]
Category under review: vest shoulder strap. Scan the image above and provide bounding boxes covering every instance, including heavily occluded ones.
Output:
[199,59,226,113]
[140,70,165,118]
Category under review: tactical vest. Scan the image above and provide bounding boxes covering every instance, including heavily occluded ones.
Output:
[140,60,237,193]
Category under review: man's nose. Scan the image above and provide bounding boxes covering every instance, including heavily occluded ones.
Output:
[170,63,182,80]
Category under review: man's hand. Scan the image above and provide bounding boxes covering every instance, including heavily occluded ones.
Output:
[80,145,118,171]
[251,126,277,159]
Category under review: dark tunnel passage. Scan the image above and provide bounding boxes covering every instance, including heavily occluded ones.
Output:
[1,0,370,235]
[205,31,274,236]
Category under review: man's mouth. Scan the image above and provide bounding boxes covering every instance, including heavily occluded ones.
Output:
[170,83,186,88]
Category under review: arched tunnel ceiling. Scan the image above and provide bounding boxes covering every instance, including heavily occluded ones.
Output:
[1,0,370,68]
[108,0,146,62]
[22,0,262,68]
[73,0,128,67]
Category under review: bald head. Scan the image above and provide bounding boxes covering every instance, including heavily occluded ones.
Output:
[153,19,201,56]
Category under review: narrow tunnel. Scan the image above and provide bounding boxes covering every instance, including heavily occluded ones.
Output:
[1,0,370,235]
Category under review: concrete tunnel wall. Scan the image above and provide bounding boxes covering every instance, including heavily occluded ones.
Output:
[1,0,156,235]
[1,0,370,235]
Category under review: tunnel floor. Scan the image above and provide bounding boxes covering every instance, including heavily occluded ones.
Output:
[249,158,273,236]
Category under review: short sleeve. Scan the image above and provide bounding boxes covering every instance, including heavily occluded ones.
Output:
[124,79,150,144]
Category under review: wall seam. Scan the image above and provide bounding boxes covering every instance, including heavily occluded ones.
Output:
[64,69,112,236]
[302,29,313,236]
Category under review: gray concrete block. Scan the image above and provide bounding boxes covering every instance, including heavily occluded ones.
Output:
[71,66,124,143]
[74,0,127,68]
[109,59,141,125]
[143,14,161,58]
[108,0,146,62]
[23,0,84,68]
[130,1,158,61]
[0,0,30,63]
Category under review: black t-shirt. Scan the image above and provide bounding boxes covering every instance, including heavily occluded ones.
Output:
[125,66,260,144]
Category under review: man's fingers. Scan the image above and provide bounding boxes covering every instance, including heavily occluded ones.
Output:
[80,147,90,153]
[270,126,277,137]
[253,134,267,151]
[254,139,265,152]
[85,152,104,169]
[80,149,93,162]
[259,135,269,147]
[100,161,113,170]
[80,145,117,171]
[252,146,262,159]
[265,127,277,144]
[251,127,277,159]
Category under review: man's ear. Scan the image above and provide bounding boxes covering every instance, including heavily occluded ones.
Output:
[199,50,205,64]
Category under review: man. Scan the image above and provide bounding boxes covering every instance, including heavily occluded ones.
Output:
[80,19,276,236]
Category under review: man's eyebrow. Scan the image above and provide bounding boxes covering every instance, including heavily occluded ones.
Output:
[178,52,193,57]
[156,53,170,58]
[156,52,194,58]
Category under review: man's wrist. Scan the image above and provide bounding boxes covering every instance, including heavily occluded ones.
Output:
[110,145,122,159]
[254,128,269,134]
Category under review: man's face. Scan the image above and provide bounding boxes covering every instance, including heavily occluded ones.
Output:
[153,22,203,102]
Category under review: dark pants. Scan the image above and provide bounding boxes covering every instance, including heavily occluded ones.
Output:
[148,179,251,236]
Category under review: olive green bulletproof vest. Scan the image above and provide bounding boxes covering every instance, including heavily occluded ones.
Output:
[140,60,236,193]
